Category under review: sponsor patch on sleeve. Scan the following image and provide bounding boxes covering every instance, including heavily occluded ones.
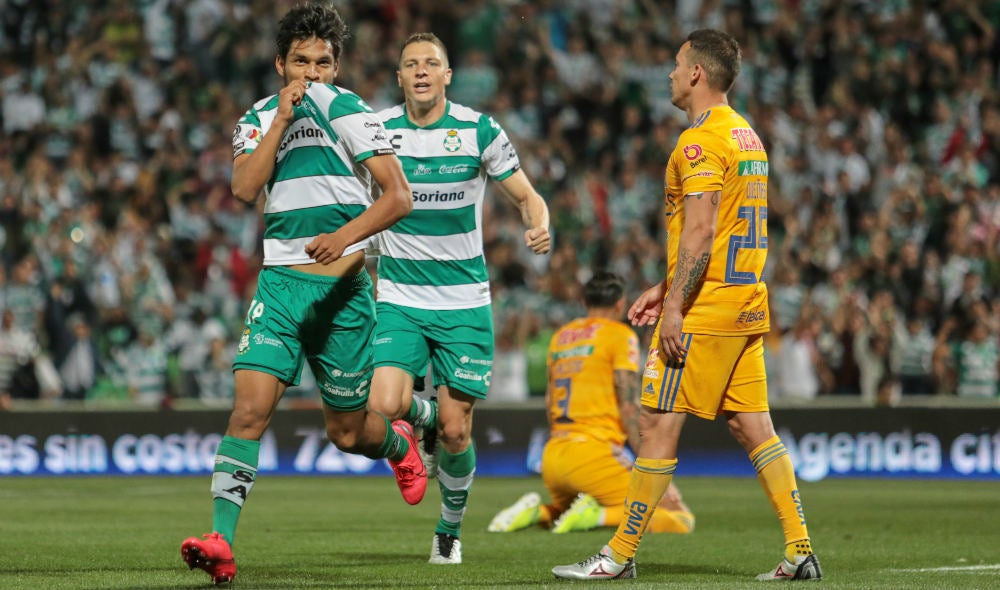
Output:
[233,124,262,156]
[682,171,716,181]
[682,144,703,160]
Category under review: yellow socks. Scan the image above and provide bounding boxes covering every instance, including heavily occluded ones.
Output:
[651,510,695,534]
[604,509,694,534]
[750,435,812,560]
[607,457,676,563]
[538,505,554,526]
[787,539,813,561]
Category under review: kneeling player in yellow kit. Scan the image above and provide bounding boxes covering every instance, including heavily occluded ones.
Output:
[488,272,694,535]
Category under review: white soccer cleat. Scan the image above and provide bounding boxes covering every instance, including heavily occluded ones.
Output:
[429,533,462,564]
[552,545,636,580]
[413,397,439,479]
[487,492,542,532]
[756,554,823,581]
[415,425,439,479]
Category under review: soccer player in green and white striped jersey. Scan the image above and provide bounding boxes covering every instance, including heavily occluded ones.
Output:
[368,33,551,565]
[181,4,425,585]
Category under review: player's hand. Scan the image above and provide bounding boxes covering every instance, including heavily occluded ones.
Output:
[627,282,667,327]
[663,482,682,504]
[658,303,688,363]
[277,80,309,123]
[524,227,551,254]
[305,231,347,265]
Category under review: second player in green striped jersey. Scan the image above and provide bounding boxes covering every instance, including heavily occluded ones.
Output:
[376,100,523,309]
[369,32,550,565]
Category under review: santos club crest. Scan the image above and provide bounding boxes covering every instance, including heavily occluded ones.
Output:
[443,129,461,152]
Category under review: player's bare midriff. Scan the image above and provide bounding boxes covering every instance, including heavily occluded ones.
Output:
[287,250,365,277]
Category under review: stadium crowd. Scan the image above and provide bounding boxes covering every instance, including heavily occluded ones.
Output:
[0,0,998,409]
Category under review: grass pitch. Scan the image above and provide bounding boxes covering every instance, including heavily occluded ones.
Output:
[0,476,997,589]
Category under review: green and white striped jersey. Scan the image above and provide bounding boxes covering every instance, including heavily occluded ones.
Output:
[954,339,999,398]
[233,83,395,266]
[376,101,520,309]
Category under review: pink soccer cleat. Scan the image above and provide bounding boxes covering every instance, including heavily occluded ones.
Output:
[181,532,236,586]
[388,419,428,505]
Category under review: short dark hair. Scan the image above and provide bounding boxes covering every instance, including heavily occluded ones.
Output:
[276,2,348,62]
[399,32,450,66]
[686,29,741,92]
[583,271,625,308]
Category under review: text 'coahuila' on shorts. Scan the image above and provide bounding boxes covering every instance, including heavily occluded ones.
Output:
[234,266,374,411]
[640,327,769,419]
[373,302,494,398]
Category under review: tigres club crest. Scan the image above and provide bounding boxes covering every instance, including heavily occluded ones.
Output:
[443,129,461,152]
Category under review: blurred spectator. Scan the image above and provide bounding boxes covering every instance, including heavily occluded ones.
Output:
[489,314,530,403]
[937,304,1000,399]
[772,312,829,403]
[448,48,499,110]
[0,308,61,401]
[4,255,45,335]
[164,301,230,401]
[2,76,44,134]
[59,313,102,401]
[892,317,937,395]
[948,270,990,333]
[118,324,169,407]
[875,376,902,408]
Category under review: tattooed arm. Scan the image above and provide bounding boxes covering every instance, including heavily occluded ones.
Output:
[659,190,721,361]
[613,368,642,454]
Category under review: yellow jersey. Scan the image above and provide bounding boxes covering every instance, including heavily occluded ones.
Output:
[547,317,640,445]
[664,105,770,335]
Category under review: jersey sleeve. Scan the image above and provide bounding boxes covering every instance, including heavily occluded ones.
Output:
[478,114,520,181]
[546,331,560,370]
[676,128,725,195]
[232,108,263,158]
[611,325,640,372]
[328,93,396,162]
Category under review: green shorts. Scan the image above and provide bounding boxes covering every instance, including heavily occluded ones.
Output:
[373,302,494,399]
[233,266,374,411]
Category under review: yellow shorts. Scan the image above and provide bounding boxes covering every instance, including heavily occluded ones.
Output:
[640,330,768,419]
[540,435,632,512]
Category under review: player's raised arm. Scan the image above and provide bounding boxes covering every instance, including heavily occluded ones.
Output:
[231,80,308,203]
[497,170,551,254]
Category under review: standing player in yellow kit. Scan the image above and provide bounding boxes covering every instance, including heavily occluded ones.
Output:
[487,272,694,535]
[553,29,821,581]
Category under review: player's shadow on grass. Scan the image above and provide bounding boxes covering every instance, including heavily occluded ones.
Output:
[339,551,432,565]
[639,561,745,577]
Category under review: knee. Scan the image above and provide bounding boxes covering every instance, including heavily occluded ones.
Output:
[326,425,363,454]
[438,418,470,450]
[228,407,271,439]
[367,396,401,420]
[726,413,777,453]
[727,420,758,451]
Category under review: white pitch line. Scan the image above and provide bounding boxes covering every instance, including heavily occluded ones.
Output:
[889,564,1000,573]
